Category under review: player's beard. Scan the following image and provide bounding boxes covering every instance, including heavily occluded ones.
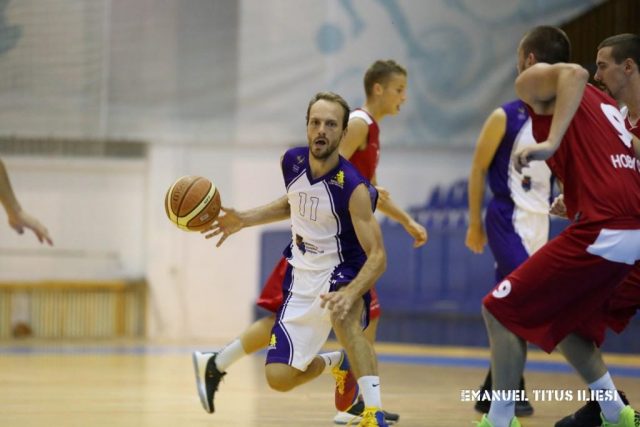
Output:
[310,137,339,160]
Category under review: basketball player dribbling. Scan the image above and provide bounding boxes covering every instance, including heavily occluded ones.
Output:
[194,91,392,426]
[192,60,426,425]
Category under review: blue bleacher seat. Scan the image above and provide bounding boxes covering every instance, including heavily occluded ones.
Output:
[377,222,417,304]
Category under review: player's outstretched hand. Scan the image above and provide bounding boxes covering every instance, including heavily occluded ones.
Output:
[513,146,533,173]
[201,206,243,247]
[405,219,427,247]
[514,140,556,173]
[375,186,390,204]
[465,223,486,254]
[8,210,53,245]
[550,194,567,218]
[320,289,357,321]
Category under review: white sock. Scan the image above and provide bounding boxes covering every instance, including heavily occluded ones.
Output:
[215,338,246,372]
[589,372,625,422]
[358,375,382,409]
[488,400,515,427]
[319,351,343,373]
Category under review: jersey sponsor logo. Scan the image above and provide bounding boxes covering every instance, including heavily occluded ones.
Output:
[268,333,277,349]
[492,280,512,299]
[521,175,532,191]
[610,153,640,172]
[293,155,306,173]
[295,234,306,254]
[295,234,324,255]
[329,170,345,188]
[517,106,527,120]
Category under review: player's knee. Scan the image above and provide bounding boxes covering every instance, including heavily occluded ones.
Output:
[330,313,358,339]
[265,364,295,392]
[266,375,294,392]
[265,372,294,392]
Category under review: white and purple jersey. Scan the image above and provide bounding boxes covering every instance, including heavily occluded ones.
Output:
[488,99,552,215]
[485,100,552,281]
[281,147,377,273]
[266,147,377,369]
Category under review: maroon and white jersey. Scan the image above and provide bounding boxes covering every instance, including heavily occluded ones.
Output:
[527,84,640,226]
[348,109,380,182]
[622,105,640,138]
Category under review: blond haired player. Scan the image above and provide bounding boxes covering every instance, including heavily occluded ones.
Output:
[194,92,391,426]
[192,61,426,426]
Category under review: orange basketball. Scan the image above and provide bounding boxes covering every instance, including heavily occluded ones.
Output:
[165,176,221,232]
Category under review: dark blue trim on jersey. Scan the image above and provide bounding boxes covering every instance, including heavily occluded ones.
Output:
[286,170,306,192]
[323,180,344,264]
[304,154,343,186]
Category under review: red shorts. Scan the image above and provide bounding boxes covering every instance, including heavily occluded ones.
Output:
[605,264,640,333]
[257,256,382,319]
[574,264,640,344]
[483,222,639,353]
[256,257,288,313]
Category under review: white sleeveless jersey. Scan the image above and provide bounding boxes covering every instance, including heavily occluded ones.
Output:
[489,100,552,215]
[281,147,376,271]
[508,119,552,214]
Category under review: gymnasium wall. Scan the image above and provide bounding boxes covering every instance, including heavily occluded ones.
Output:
[0,0,622,342]
[145,144,474,340]
[0,0,602,147]
[0,144,473,340]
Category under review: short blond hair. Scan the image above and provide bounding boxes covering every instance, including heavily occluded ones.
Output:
[363,60,407,97]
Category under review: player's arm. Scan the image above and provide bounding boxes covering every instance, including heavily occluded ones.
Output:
[205,154,292,246]
[342,118,427,246]
[514,63,589,171]
[0,158,53,245]
[203,195,290,247]
[320,184,386,319]
[465,108,506,254]
[375,186,427,248]
[339,117,368,159]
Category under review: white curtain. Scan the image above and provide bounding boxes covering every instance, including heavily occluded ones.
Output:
[0,0,603,147]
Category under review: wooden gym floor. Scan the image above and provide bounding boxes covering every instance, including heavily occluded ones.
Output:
[0,340,638,427]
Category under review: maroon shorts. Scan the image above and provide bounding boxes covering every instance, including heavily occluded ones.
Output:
[483,223,638,353]
[257,256,382,319]
[369,287,381,319]
[256,257,288,313]
[606,264,640,333]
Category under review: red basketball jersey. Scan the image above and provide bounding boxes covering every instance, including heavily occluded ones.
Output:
[348,109,380,181]
[623,105,640,138]
[527,84,640,225]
